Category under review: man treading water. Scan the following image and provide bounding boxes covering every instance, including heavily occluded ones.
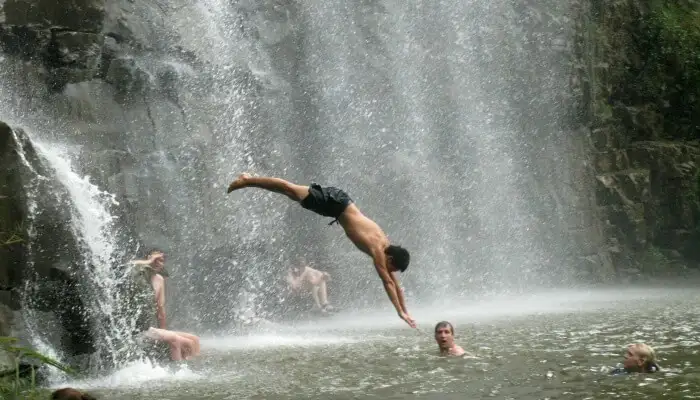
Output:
[227,173,415,328]
[434,321,466,356]
[610,343,659,375]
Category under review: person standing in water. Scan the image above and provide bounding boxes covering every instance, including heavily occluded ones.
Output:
[287,258,334,313]
[227,173,415,328]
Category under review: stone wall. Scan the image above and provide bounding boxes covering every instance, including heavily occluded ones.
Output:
[584,0,700,274]
[0,0,262,336]
[0,121,22,374]
[0,121,96,369]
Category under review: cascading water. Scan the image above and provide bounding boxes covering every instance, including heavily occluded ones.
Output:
[0,0,602,376]
[9,128,69,383]
[161,0,584,307]
[8,126,147,372]
[34,142,137,367]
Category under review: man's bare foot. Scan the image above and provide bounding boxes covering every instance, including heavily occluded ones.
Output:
[227,173,251,193]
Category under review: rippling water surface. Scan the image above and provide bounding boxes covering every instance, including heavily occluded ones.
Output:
[61,287,700,399]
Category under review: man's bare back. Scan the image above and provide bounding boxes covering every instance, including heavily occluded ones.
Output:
[227,173,415,328]
[338,204,389,256]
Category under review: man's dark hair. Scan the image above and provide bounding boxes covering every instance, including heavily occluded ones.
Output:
[51,388,97,400]
[434,321,454,335]
[385,245,410,272]
[144,248,163,258]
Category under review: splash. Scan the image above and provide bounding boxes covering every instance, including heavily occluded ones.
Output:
[58,359,202,390]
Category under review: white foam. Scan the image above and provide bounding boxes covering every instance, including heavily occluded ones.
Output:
[60,360,202,390]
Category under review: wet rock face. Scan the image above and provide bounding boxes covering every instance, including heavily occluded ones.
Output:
[582,0,700,270]
[2,0,105,32]
[0,121,95,358]
[0,0,204,365]
[0,121,26,295]
[0,0,105,87]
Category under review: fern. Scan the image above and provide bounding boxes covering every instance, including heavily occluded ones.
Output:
[0,337,75,398]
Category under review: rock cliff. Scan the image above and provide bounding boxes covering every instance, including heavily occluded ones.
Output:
[581,0,700,276]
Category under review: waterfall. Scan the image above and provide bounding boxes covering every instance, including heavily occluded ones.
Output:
[0,0,600,370]
[10,127,144,371]
[34,141,135,366]
[162,0,581,301]
[10,129,69,383]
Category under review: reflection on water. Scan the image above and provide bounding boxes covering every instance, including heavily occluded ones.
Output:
[60,288,700,399]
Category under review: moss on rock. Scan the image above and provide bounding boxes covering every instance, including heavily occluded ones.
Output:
[610,0,700,141]
[585,0,700,272]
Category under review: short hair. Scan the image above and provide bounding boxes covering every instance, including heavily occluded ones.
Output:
[145,248,163,257]
[51,388,97,400]
[385,245,410,272]
[629,343,659,371]
[434,321,454,335]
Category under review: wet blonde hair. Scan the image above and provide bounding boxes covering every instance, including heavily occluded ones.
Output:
[629,343,657,369]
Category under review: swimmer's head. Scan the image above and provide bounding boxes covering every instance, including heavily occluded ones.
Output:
[146,248,165,265]
[290,264,304,275]
[623,343,658,372]
[434,321,456,350]
[145,248,164,258]
[386,245,410,272]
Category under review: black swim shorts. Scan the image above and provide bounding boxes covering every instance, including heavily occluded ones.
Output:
[300,183,353,220]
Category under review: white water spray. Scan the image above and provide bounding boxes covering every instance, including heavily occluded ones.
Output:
[22,137,142,367]
[9,128,70,383]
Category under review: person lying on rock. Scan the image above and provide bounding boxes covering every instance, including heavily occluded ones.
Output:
[287,257,335,313]
[227,173,415,328]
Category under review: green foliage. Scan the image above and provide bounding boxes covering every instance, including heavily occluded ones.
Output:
[689,171,700,261]
[619,0,700,140]
[637,246,675,276]
[0,221,24,247]
[636,245,697,277]
[0,337,75,399]
[0,232,22,246]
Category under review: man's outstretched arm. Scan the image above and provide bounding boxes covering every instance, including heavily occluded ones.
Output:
[373,252,416,328]
[392,273,409,315]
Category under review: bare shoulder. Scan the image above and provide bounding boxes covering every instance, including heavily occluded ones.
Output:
[452,346,466,356]
[151,273,165,285]
[305,265,321,274]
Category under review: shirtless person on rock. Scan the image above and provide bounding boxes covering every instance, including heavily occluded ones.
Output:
[131,250,201,361]
[287,259,334,313]
[227,173,415,328]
